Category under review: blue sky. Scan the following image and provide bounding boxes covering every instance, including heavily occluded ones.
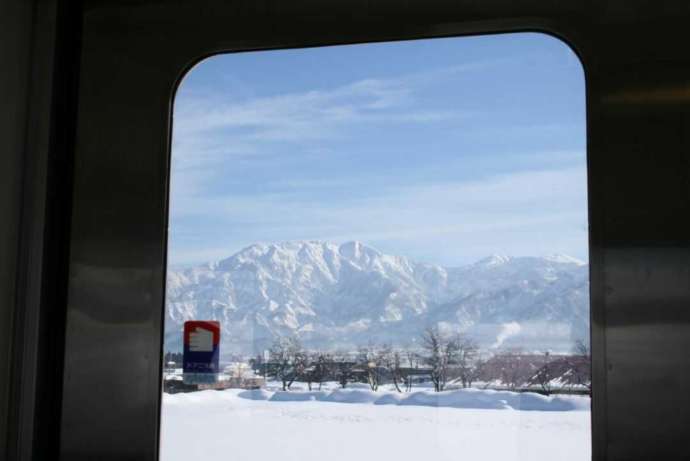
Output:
[169,32,587,268]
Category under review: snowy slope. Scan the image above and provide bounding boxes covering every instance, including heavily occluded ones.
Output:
[165,241,589,355]
[161,389,591,461]
[229,384,590,411]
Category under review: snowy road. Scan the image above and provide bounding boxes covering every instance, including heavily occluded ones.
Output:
[161,388,590,461]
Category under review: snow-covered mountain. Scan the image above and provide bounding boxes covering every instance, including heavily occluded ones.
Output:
[166,241,589,356]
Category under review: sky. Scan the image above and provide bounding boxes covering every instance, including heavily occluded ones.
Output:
[168,32,587,268]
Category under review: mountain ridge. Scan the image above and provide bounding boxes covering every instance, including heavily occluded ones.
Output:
[165,240,589,356]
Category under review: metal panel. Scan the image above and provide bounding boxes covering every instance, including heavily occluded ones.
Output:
[1,0,80,459]
[58,1,690,460]
[0,0,36,457]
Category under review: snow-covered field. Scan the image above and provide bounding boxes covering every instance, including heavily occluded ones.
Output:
[161,384,590,461]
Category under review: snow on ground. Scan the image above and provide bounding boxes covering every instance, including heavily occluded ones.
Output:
[160,384,591,461]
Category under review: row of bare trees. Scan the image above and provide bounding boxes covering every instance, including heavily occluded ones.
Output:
[253,330,591,394]
[479,344,591,393]
[257,337,414,391]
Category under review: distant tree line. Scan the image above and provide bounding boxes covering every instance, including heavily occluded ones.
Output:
[248,329,591,394]
[164,351,183,367]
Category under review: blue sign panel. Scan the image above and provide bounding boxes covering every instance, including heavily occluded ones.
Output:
[183,321,220,383]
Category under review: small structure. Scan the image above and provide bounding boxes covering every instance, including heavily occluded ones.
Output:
[220,362,266,389]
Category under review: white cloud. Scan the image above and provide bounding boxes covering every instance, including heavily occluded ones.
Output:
[167,56,587,267]
[168,165,588,266]
[173,75,462,142]
[169,67,475,206]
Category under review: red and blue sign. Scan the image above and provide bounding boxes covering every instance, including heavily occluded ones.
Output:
[183,320,220,375]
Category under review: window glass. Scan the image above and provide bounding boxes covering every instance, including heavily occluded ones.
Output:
[161,32,589,461]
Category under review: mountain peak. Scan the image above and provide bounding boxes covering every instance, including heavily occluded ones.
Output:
[230,240,334,258]
[476,254,512,267]
[338,241,382,261]
[166,241,590,355]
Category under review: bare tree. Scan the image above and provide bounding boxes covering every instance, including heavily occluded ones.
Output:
[382,349,405,392]
[569,339,591,392]
[404,349,421,391]
[357,344,388,391]
[529,351,553,395]
[334,353,354,388]
[421,327,462,392]
[307,352,331,391]
[289,351,308,390]
[302,353,315,391]
[269,336,304,391]
[455,337,479,388]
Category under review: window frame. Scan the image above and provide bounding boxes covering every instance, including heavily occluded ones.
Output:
[50,1,690,460]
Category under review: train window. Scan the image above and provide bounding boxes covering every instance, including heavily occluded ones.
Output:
[160,32,589,461]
